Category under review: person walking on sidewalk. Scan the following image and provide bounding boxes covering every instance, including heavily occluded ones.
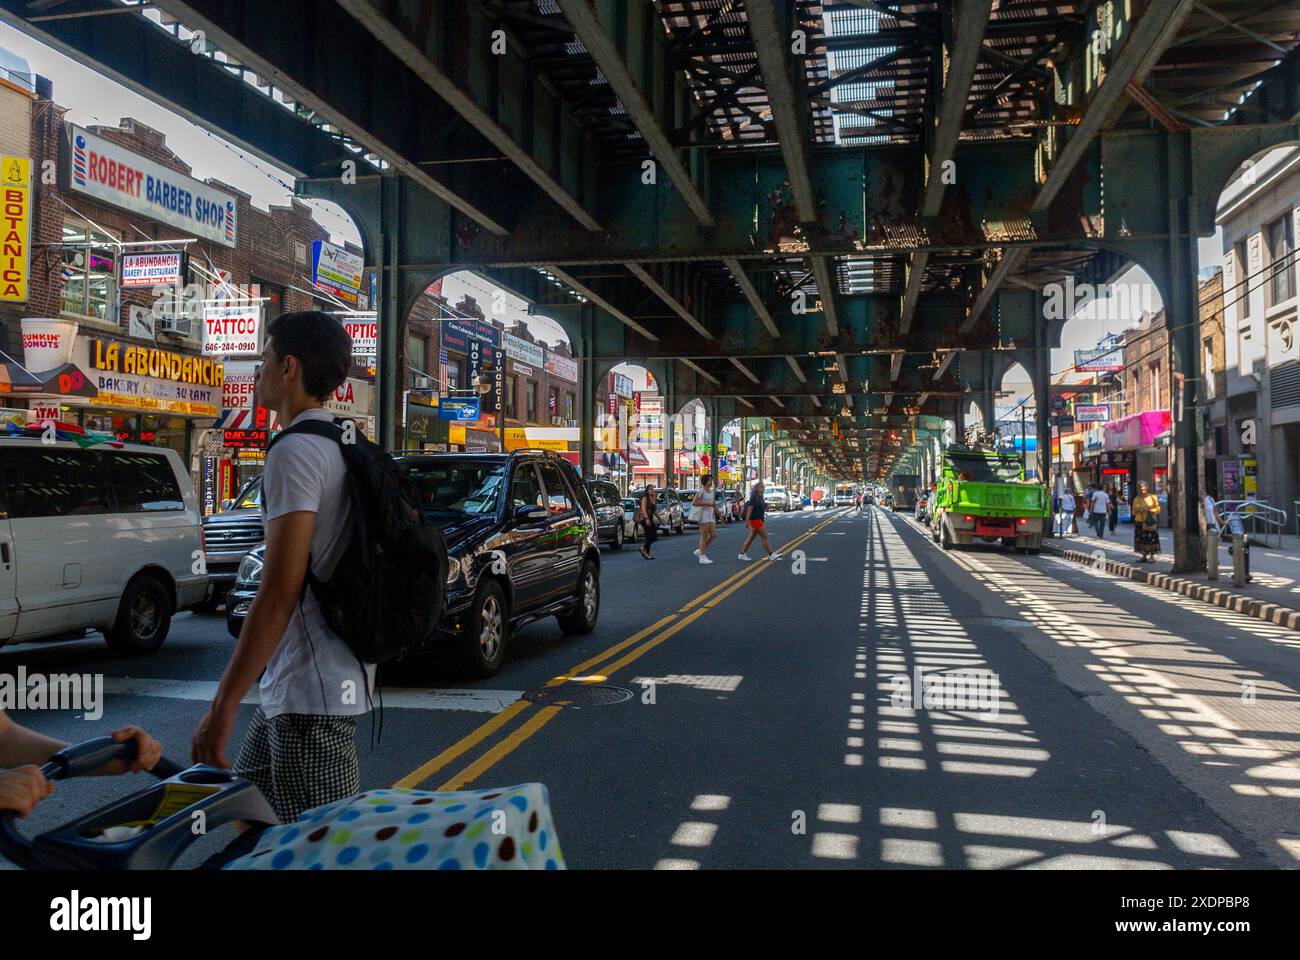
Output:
[1089,484,1110,538]
[638,483,659,560]
[192,310,372,824]
[1058,489,1076,537]
[693,475,718,564]
[1132,481,1161,562]
[739,481,781,561]
[1106,483,1119,534]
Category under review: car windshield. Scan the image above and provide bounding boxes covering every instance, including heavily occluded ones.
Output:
[228,476,262,511]
[401,460,505,519]
[621,498,636,510]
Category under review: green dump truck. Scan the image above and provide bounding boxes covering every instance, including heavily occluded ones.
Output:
[929,448,1049,554]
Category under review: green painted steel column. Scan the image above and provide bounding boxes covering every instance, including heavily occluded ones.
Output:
[377,175,404,451]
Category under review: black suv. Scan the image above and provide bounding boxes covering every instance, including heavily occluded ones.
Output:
[585,478,626,550]
[225,449,601,677]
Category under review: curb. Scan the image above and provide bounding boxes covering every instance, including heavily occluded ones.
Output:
[1043,543,1300,632]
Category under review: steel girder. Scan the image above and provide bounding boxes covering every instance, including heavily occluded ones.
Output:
[0,0,353,177]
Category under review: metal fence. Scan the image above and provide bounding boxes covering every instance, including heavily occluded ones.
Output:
[1217,500,1286,548]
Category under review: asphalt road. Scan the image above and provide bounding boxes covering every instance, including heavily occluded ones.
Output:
[3,505,1297,870]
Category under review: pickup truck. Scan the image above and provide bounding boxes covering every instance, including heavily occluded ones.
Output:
[929,450,1048,554]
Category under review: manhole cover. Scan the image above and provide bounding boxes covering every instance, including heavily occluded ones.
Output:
[522,684,633,708]
[968,616,1033,630]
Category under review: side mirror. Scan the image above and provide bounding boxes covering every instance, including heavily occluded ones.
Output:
[515,504,547,523]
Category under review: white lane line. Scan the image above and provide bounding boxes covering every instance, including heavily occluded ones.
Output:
[100,677,523,713]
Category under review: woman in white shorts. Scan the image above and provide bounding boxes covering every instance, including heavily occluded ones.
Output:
[693,475,718,564]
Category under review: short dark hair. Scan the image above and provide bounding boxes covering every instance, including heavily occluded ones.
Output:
[266,311,352,400]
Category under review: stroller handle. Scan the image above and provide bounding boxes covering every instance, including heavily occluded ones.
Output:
[0,738,185,870]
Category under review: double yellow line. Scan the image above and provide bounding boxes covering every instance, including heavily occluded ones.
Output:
[393,509,847,790]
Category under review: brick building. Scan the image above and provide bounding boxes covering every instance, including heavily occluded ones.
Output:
[0,59,372,507]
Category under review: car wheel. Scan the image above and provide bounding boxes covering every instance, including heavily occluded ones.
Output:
[676,518,685,535]
[558,560,599,634]
[106,574,172,655]
[460,580,508,679]
[612,523,624,550]
[940,520,953,551]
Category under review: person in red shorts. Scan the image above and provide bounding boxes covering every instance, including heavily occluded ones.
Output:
[738,480,781,561]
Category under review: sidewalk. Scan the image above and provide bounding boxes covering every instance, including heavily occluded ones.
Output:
[1045,522,1300,629]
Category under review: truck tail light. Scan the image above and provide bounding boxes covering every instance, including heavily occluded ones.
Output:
[964,515,974,522]
[1018,517,1028,525]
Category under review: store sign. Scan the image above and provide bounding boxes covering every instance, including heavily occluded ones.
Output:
[85,339,222,417]
[1075,403,1110,422]
[127,304,155,341]
[504,332,545,367]
[343,318,377,357]
[223,428,268,449]
[0,155,32,302]
[65,124,238,247]
[611,372,634,398]
[121,251,184,288]
[440,317,500,351]
[311,240,363,304]
[221,360,258,409]
[438,397,480,421]
[546,353,578,382]
[1074,346,1124,372]
[21,318,79,373]
[203,304,261,356]
[324,378,372,423]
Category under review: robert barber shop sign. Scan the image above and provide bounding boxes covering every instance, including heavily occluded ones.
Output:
[64,123,238,248]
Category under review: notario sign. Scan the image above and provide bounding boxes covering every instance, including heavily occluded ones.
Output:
[65,123,238,247]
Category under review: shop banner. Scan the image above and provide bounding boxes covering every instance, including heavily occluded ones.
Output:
[66,123,238,247]
[85,339,222,418]
[311,240,363,304]
[545,352,578,382]
[203,304,262,356]
[504,332,545,367]
[1074,403,1110,422]
[1103,410,1171,451]
[342,318,377,357]
[121,251,184,288]
[0,156,32,302]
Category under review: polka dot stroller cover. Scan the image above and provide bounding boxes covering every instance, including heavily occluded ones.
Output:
[223,783,564,870]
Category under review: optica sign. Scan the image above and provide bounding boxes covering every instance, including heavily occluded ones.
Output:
[342,318,377,356]
[65,123,238,247]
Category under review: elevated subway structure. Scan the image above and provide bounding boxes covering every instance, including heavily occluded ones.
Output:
[6,0,1299,568]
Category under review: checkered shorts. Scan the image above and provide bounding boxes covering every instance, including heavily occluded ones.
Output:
[234,707,360,824]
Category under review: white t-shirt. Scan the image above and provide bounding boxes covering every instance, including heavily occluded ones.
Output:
[258,408,376,719]
[1204,494,1219,528]
[1090,489,1110,514]
[1061,492,1075,513]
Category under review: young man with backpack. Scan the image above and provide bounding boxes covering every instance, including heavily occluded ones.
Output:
[191,311,373,823]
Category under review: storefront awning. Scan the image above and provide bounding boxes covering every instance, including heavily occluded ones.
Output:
[0,360,99,399]
[1104,410,1171,451]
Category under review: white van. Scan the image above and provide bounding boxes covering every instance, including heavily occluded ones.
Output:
[0,436,208,654]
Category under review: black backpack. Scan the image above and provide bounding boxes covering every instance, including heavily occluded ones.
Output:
[267,417,447,664]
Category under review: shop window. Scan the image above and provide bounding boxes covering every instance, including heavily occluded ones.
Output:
[565,392,575,421]
[1203,338,1215,398]
[107,453,184,512]
[506,375,517,419]
[60,220,119,322]
[407,336,425,387]
[1267,213,1294,306]
[3,449,113,518]
[526,381,537,422]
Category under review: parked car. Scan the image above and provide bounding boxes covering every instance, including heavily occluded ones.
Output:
[584,478,627,550]
[679,488,699,527]
[0,435,208,654]
[631,486,684,534]
[716,490,737,523]
[197,474,264,611]
[620,498,641,542]
[229,449,601,678]
[764,485,792,512]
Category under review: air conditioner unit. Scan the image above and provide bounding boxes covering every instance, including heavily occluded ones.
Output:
[414,376,435,390]
[160,316,193,337]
